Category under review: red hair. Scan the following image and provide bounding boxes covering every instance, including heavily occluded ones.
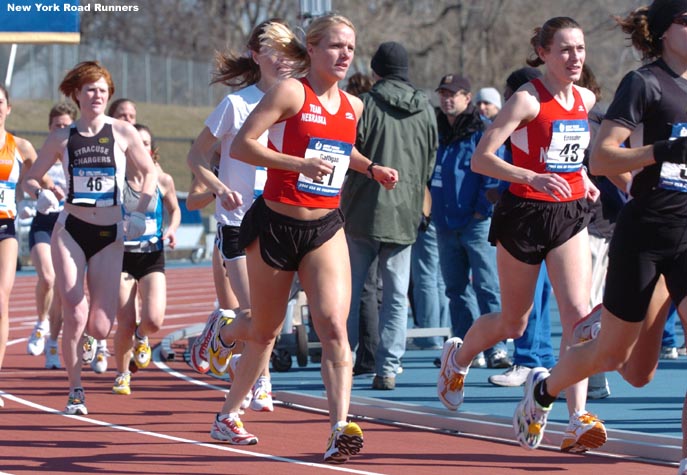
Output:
[59,60,115,107]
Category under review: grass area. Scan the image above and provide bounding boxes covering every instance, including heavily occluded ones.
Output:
[9,99,215,193]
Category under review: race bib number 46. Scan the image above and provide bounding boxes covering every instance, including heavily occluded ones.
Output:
[545,119,590,172]
[72,167,116,206]
[297,138,352,196]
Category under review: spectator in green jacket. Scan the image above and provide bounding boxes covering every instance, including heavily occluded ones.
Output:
[341,41,438,390]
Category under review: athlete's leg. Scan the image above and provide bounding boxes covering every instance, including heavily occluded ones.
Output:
[213,246,238,310]
[618,276,671,386]
[51,223,89,391]
[0,238,18,369]
[31,242,55,328]
[452,242,540,368]
[137,271,166,336]
[545,229,592,415]
[299,229,353,426]
[114,273,137,373]
[219,239,292,415]
[84,240,123,340]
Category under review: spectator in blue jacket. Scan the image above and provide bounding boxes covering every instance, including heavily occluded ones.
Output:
[430,73,510,369]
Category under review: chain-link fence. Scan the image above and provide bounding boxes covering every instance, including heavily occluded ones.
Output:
[0,43,226,106]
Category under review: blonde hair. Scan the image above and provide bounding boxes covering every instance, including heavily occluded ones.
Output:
[211,18,290,87]
[261,14,356,77]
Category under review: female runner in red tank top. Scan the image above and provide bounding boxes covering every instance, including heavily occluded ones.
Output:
[210,15,397,463]
[435,17,608,454]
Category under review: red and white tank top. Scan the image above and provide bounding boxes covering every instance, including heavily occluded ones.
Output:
[0,133,23,219]
[263,78,357,209]
[509,78,590,202]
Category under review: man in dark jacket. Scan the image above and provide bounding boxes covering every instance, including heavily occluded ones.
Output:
[341,41,437,390]
[431,73,510,369]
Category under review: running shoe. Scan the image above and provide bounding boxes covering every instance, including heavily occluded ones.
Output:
[208,311,236,376]
[91,342,109,374]
[133,335,152,368]
[45,341,61,369]
[27,320,49,356]
[210,412,258,445]
[112,372,132,395]
[513,367,552,450]
[560,411,607,453]
[436,337,466,411]
[661,346,679,360]
[82,334,97,364]
[572,304,602,343]
[323,421,364,464]
[470,352,487,368]
[487,349,512,369]
[249,377,274,412]
[189,309,225,374]
[65,388,87,415]
[488,365,531,387]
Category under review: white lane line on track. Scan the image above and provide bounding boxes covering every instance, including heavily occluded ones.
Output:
[0,348,384,475]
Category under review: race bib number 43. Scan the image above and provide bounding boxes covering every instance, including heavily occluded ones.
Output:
[545,119,590,172]
[297,138,352,196]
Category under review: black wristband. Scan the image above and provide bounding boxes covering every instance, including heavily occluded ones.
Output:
[34,188,42,199]
[654,137,687,165]
[367,162,376,179]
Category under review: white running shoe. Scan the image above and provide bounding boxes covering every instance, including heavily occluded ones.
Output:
[573,304,602,343]
[65,388,87,415]
[324,421,364,464]
[133,335,152,368]
[661,346,679,360]
[82,334,97,364]
[112,372,132,395]
[210,412,258,445]
[560,411,607,453]
[489,365,531,387]
[513,367,552,450]
[436,337,466,411]
[27,320,49,356]
[249,377,274,412]
[45,341,61,369]
[189,309,225,374]
[91,342,109,374]
[208,311,236,376]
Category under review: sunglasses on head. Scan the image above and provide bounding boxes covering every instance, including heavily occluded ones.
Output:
[673,16,687,26]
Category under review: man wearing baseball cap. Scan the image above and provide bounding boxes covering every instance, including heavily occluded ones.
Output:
[431,73,511,370]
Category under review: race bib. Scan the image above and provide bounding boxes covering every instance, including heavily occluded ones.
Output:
[0,181,16,217]
[296,138,352,196]
[545,120,590,172]
[72,167,116,206]
[253,166,267,200]
[659,123,687,192]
